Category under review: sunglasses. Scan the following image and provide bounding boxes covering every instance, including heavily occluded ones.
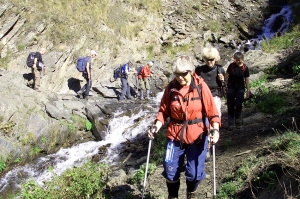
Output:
[206,58,215,62]
[174,71,189,77]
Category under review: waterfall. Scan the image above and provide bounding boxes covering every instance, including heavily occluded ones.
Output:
[237,5,293,52]
[0,92,164,198]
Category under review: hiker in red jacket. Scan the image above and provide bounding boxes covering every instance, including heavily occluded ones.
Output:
[225,52,250,130]
[148,55,221,199]
[138,61,153,100]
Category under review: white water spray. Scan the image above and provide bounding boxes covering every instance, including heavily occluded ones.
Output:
[0,93,164,197]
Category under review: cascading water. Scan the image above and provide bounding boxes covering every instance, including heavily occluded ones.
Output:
[238,5,293,52]
[0,92,164,198]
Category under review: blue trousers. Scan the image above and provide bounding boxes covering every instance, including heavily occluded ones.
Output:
[119,77,132,100]
[162,137,208,182]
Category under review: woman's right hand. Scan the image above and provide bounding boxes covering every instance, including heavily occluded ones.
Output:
[147,125,157,139]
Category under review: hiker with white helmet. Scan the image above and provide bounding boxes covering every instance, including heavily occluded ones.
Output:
[137,61,154,100]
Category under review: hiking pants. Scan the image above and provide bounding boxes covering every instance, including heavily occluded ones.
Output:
[213,96,222,119]
[162,137,208,183]
[82,73,92,97]
[119,77,131,100]
[138,78,150,91]
[227,87,244,126]
[32,67,42,89]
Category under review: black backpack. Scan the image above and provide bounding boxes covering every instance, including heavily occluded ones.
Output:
[113,65,125,80]
[26,52,36,67]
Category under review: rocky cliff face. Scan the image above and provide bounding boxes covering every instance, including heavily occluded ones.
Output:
[0,0,288,166]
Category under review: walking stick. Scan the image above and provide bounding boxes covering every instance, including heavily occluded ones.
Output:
[212,140,217,199]
[142,138,152,199]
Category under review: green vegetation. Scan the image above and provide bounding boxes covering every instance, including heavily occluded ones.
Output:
[85,120,92,131]
[150,130,166,164]
[249,75,267,88]
[132,163,157,189]
[162,43,192,58]
[30,146,41,157]
[249,86,287,114]
[14,157,21,163]
[21,162,108,199]
[0,159,6,172]
[0,121,16,134]
[67,124,75,133]
[292,63,300,74]
[218,129,300,198]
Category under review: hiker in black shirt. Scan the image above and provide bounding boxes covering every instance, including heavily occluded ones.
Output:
[32,48,47,92]
[195,47,225,118]
[225,52,250,130]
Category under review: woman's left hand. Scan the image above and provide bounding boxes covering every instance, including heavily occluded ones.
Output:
[209,129,220,144]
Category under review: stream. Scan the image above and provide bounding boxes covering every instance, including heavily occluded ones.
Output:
[0,93,163,198]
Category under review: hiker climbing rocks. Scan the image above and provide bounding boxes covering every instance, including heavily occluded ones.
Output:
[225,51,250,130]
[137,61,153,100]
[81,50,97,100]
[30,48,47,92]
[148,55,221,199]
[119,60,134,101]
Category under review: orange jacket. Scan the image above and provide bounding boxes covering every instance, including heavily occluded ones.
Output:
[155,73,221,144]
[138,65,151,79]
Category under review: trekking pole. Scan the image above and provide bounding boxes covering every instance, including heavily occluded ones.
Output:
[211,131,217,199]
[142,138,152,199]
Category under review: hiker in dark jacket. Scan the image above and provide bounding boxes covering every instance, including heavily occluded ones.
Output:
[82,50,97,100]
[32,48,47,92]
[225,51,250,130]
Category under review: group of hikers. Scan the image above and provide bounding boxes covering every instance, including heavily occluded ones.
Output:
[26,46,250,199]
[147,47,250,199]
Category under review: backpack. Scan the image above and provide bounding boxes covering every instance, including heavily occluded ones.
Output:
[230,62,246,73]
[76,57,87,72]
[137,65,143,75]
[113,65,124,80]
[26,52,36,67]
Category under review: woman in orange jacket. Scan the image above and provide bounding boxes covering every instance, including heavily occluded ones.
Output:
[138,61,153,100]
[148,55,221,199]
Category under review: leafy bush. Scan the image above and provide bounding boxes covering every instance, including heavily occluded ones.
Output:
[132,163,156,188]
[0,159,6,172]
[250,75,267,88]
[253,86,287,114]
[150,130,166,164]
[21,162,108,199]
[85,120,92,131]
[292,63,300,74]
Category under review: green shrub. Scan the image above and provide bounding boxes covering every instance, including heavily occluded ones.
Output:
[253,86,287,114]
[250,75,267,88]
[292,63,300,74]
[85,120,92,131]
[21,162,108,199]
[150,130,166,164]
[132,163,156,189]
[0,159,6,172]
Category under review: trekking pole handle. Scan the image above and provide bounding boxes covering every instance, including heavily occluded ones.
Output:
[210,129,219,144]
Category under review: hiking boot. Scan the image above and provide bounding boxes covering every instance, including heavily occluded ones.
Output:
[187,191,197,199]
[168,196,178,199]
[144,97,150,100]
